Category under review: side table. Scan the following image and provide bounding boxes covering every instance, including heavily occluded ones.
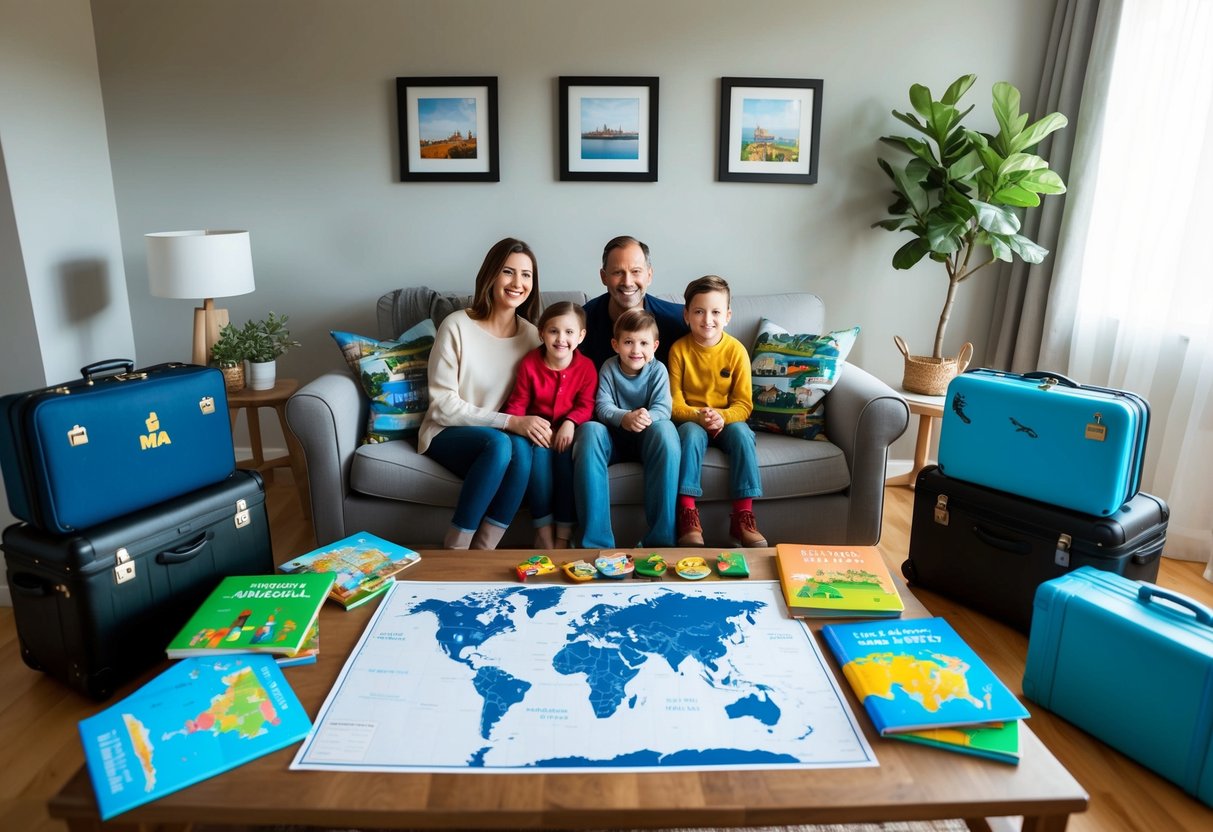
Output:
[227,378,311,518]
[886,389,946,489]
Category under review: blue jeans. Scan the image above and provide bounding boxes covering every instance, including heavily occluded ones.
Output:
[424,426,532,532]
[677,421,763,499]
[572,420,679,548]
[528,445,575,527]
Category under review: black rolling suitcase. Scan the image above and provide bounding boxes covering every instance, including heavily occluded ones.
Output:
[902,465,1167,633]
[1,471,273,699]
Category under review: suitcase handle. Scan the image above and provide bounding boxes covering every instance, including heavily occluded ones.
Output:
[1137,584,1213,626]
[971,524,1032,555]
[155,533,209,564]
[1021,371,1081,388]
[80,359,136,383]
[11,572,51,597]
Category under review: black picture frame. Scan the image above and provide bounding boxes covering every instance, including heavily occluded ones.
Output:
[559,76,659,182]
[717,77,822,184]
[396,76,499,182]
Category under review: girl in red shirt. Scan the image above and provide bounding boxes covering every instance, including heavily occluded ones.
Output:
[502,302,598,549]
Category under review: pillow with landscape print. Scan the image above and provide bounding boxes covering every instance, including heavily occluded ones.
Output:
[748,320,859,440]
[330,319,436,444]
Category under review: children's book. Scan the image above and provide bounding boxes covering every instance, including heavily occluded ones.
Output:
[275,619,319,668]
[78,655,311,820]
[775,543,904,618]
[277,531,420,610]
[888,720,1020,764]
[820,616,1029,735]
[165,573,334,659]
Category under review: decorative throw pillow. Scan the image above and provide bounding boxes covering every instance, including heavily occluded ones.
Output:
[748,320,860,440]
[330,319,436,444]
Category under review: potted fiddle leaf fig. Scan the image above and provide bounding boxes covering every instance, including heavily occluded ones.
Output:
[874,74,1068,393]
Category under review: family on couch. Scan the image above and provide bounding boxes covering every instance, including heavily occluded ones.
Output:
[419,234,769,551]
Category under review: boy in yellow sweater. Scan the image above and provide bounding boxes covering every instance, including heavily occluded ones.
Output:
[668,275,766,547]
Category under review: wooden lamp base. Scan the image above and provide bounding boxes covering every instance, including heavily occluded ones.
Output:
[191,298,230,366]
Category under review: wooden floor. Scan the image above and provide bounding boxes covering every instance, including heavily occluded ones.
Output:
[2,478,1211,831]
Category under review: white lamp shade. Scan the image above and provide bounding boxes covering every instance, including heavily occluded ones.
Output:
[146,230,256,299]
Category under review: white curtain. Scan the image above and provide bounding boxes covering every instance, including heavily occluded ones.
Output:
[1045,0,1213,579]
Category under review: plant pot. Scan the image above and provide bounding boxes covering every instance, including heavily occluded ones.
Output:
[247,360,277,391]
[895,336,973,396]
[219,363,245,393]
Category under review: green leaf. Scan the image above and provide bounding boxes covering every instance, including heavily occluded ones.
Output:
[948,150,984,181]
[892,237,932,269]
[890,162,929,215]
[1019,168,1067,194]
[927,102,959,142]
[891,110,932,137]
[941,74,977,105]
[972,199,1021,234]
[872,218,909,231]
[926,214,966,255]
[976,144,1004,175]
[987,233,1014,262]
[1010,112,1069,153]
[992,82,1022,140]
[909,84,934,119]
[1008,234,1050,263]
[998,153,1047,177]
[991,184,1042,207]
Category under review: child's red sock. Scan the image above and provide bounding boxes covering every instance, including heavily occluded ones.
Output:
[678,494,697,511]
[732,497,753,514]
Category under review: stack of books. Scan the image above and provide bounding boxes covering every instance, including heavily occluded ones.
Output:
[278,531,421,610]
[820,616,1028,764]
[165,573,335,666]
[774,543,905,619]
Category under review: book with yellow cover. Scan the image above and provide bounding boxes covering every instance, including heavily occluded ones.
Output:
[889,720,1020,764]
[774,543,904,618]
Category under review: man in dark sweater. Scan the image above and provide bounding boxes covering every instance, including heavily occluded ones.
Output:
[574,236,688,548]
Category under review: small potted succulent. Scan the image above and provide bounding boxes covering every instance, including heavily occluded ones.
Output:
[239,312,301,391]
[210,323,248,392]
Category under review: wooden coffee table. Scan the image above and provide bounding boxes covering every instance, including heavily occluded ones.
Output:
[48,548,1087,832]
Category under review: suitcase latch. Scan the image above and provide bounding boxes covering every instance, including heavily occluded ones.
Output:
[1085,412,1107,442]
[199,396,216,415]
[1038,377,1059,391]
[67,425,88,447]
[933,495,950,526]
[234,498,251,529]
[1055,533,1072,567]
[113,548,136,584]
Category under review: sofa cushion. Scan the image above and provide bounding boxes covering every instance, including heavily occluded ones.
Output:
[749,320,859,440]
[349,429,849,507]
[330,319,436,444]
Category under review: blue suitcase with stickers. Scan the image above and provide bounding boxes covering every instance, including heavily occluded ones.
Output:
[937,369,1149,516]
[1023,566,1213,806]
[0,360,236,533]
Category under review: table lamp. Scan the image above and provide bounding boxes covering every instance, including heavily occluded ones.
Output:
[146,230,256,366]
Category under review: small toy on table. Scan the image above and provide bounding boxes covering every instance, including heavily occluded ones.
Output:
[561,560,598,582]
[634,553,668,579]
[516,555,556,582]
[675,556,711,580]
[594,552,635,579]
[716,551,750,577]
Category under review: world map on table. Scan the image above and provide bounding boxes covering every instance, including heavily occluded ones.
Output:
[292,580,876,773]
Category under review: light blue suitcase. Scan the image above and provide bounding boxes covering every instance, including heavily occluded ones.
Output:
[1023,566,1213,806]
[937,369,1149,516]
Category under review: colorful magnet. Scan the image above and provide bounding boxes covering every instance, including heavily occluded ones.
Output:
[675,556,711,580]
[516,554,556,582]
[561,559,599,582]
[594,552,635,579]
[635,553,668,579]
[716,551,750,577]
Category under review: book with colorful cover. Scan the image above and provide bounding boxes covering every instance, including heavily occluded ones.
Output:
[774,543,904,618]
[78,655,311,820]
[275,619,319,668]
[277,531,420,610]
[889,720,1020,764]
[820,616,1029,735]
[165,573,334,659]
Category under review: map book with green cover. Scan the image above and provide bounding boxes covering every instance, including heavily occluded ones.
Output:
[888,719,1020,764]
[165,573,334,659]
[79,655,311,820]
[775,543,904,618]
[820,616,1029,735]
[278,531,420,610]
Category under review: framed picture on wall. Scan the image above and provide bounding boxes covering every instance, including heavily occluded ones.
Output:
[559,76,659,182]
[396,77,499,182]
[717,77,822,184]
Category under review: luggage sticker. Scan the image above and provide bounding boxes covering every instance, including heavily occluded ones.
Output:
[67,425,88,446]
[1086,413,1107,441]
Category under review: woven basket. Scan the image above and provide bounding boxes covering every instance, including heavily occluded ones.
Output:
[220,363,246,393]
[895,336,973,396]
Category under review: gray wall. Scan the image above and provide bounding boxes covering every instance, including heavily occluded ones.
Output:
[93,0,1052,393]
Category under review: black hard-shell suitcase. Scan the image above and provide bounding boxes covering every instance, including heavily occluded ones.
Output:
[0,359,235,533]
[1,470,272,699]
[902,465,1167,632]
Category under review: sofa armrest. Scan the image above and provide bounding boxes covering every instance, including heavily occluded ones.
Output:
[286,372,368,544]
[824,363,910,543]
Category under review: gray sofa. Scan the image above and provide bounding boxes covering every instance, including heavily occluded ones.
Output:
[287,288,909,549]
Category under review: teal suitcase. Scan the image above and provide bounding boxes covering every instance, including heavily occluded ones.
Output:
[1023,566,1213,805]
[938,369,1149,516]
